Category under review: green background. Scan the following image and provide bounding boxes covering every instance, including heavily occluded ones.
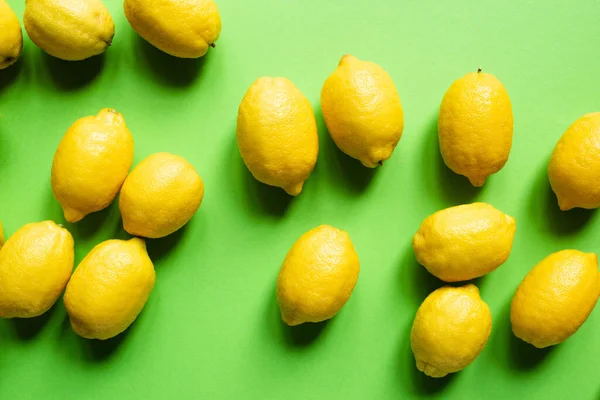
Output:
[1,0,599,398]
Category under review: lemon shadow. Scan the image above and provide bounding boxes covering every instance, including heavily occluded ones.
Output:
[0,57,23,92]
[42,52,105,91]
[134,35,209,88]
[82,326,132,362]
[145,222,190,263]
[528,163,596,235]
[10,301,59,340]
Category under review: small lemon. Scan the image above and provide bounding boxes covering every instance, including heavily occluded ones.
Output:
[124,0,221,58]
[0,221,74,318]
[64,238,155,340]
[120,153,204,239]
[511,250,599,348]
[276,225,360,326]
[0,0,23,69]
[51,109,134,223]
[548,113,600,210]
[237,77,318,196]
[321,55,404,167]
[413,202,516,282]
[438,70,514,186]
[411,284,492,378]
[24,0,114,61]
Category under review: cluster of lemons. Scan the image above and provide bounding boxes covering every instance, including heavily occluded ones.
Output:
[1,0,599,382]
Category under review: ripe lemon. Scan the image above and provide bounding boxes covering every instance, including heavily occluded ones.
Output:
[276,225,360,326]
[413,202,516,282]
[411,284,492,378]
[237,77,318,196]
[0,221,74,318]
[120,153,204,238]
[0,221,4,248]
[548,113,600,210]
[438,70,513,186]
[511,250,599,348]
[0,0,23,69]
[321,55,404,167]
[124,0,221,58]
[64,238,155,340]
[52,109,134,223]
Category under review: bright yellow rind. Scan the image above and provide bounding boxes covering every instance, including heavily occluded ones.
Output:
[511,250,600,348]
[276,225,360,326]
[0,0,23,69]
[321,55,404,168]
[411,284,492,378]
[64,238,155,340]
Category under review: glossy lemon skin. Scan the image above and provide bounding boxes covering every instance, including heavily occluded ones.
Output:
[64,238,155,340]
[0,0,23,69]
[321,55,404,168]
[237,77,318,196]
[24,0,114,61]
[413,202,516,282]
[52,109,134,223]
[0,221,74,318]
[548,113,600,210]
[120,153,204,239]
[438,71,514,186]
[411,284,492,378]
[276,225,360,326]
[124,0,221,58]
[511,250,599,348]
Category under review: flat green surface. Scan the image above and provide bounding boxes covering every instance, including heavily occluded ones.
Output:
[1,0,599,399]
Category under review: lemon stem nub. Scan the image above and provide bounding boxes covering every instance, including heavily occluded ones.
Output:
[377,160,383,166]
[210,43,216,48]
[477,67,482,73]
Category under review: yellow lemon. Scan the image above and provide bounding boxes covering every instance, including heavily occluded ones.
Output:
[64,238,155,340]
[51,109,134,223]
[321,55,404,167]
[237,77,318,196]
[124,0,221,58]
[0,221,74,318]
[0,221,4,248]
[411,284,492,378]
[511,250,599,348]
[120,153,204,239]
[438,70,514,186]
[276,225,360,326]
[413,202,516,282]
[0,0,23,69]
[24,0,114,61]
[548,113,600,210]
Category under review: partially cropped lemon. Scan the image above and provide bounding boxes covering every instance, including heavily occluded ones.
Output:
[0,221,4,248]
[120,153,204,238]
[124,0,221,58]
[438,70,513,186]
[276,225,360,326]
[237,77,318,196]
[24,0,114,61]
[413,202,516,282]
[64,238,155,340]
[0,0,23,69]
[52,109,134,223]
[0,221,74,318]
[548,113,600,210]
[321,55,404,167]
[511,250,599,348]
[411,284,492,378]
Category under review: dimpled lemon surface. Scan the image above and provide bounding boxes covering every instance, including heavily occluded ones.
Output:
[413,202,516,282]
[51,109,134,223]
[276,225,360,326]
[321,55,404,168]
[0,0,23,69]
[64,238,155,340]
[411,284,492,378]
[119,153,204,239]
[438,71,513,186]
[548,113,600,210]
[124,0,221,58]
[237,77,318,196]
[0,221,74,318]
[24,0,114,61]
[511,250,600,348]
